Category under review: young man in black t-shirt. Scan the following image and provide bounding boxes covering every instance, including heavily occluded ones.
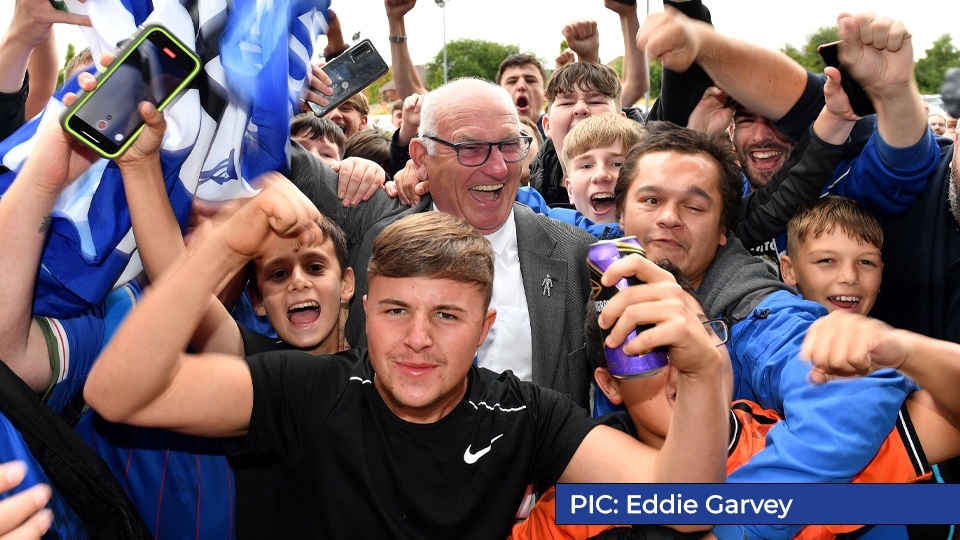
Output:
[85,179,728,539]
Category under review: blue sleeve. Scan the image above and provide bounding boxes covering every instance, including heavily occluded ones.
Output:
[40,311,104,412]
[515,187,622,239]
[43,282,140,412]
[0,416,88,538]
[516,186,551,215]
[721,292,914,540]
[828,126,939,218]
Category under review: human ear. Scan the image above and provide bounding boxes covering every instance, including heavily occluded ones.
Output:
[340,267,356,302]
[594,368,624,405]
[780,255,798,287]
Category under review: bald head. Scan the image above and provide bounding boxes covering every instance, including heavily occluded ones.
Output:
[419,78,518,149]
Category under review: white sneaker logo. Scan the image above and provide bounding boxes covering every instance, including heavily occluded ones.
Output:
[463,434,504,464]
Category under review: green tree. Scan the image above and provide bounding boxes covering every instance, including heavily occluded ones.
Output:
[915,34,960,95]
[367,67,393,105]
[425,39,521,89]
[648,61,662,103]
[608,56,623,78]
[779,25,839,73]
[57,43,76,87]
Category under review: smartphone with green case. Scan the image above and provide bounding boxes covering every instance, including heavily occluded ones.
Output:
[60,24,201,159]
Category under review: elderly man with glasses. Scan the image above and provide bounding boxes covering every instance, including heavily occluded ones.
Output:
[293,78,598,409]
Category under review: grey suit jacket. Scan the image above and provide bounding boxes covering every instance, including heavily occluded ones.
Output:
[290,144,595,408]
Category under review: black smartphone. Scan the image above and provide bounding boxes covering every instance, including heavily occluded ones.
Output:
[60,24,201,159]
[817,41,875,117]
[308,39,388,118]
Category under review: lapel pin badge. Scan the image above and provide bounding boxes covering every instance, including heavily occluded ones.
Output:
[541,274,553,297]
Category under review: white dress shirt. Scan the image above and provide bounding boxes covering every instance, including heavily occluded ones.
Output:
[433,205,533,380]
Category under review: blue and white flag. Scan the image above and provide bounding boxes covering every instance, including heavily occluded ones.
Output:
[0,0,329,317]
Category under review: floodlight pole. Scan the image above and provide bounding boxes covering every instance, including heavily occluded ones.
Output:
[644,0,650,109]
[435,0,450,84]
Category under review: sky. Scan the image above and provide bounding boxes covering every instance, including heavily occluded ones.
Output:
[2,0,958,80]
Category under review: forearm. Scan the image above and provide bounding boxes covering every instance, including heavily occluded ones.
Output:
[24,33,57,119]
[388,17,428,99]
[897,332,960,429]
[619,10,648,107]
[694,26,807,121]
[0,33,34,94]
[118,157,187,281]
[86,235,247,421]
[872,81,928,148]
[0,167,63,377]
[812,106,856,146]
[389,131,412,176]
[654,365,727,483]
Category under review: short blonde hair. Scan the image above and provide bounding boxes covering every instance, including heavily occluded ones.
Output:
[560,113,644,175]
[786,196,884,257]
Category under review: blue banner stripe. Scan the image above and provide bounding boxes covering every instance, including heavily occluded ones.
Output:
[556,484,960,525]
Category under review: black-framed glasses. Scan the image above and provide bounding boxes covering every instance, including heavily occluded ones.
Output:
[702,318,730,345]
[422,134,533,167]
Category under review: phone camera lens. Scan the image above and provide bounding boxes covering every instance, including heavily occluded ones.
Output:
[352,43,372,59]
[97,120,109,130]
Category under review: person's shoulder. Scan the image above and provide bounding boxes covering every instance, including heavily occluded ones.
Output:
[514,203,595,247]
[732,290,825,332]
[246,347,363,376]
[470,367,530,407]
[731,290,826,348]
[937,135,955,157]
[758,289,827,317]
[469,366,577,414]
[597,410,637,437]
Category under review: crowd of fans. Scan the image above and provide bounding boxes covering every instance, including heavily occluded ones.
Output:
[1,0,960,538]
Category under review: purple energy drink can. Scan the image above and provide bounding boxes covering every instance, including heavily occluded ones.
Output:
[587,237,669,379]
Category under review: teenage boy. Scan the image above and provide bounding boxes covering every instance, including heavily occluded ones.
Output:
[530,62,628,206]
[325,92,369,138]
[780,196,883,316]
[496,53,548,128]
[517,113,643,235]
[84,207,728,539]
[560,113,642,224]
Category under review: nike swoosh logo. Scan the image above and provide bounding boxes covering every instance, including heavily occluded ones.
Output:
[463,434,504,464]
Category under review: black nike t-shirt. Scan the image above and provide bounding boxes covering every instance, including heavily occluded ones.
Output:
[225,348,597,539]
[237,323,289,355]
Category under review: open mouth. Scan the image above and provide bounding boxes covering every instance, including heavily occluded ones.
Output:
[469,183,504,202]
[827,295,861,311]
[590,193,616,215]
[287,301,320,327]
[748,149,784,170]
[515,95,529,110]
